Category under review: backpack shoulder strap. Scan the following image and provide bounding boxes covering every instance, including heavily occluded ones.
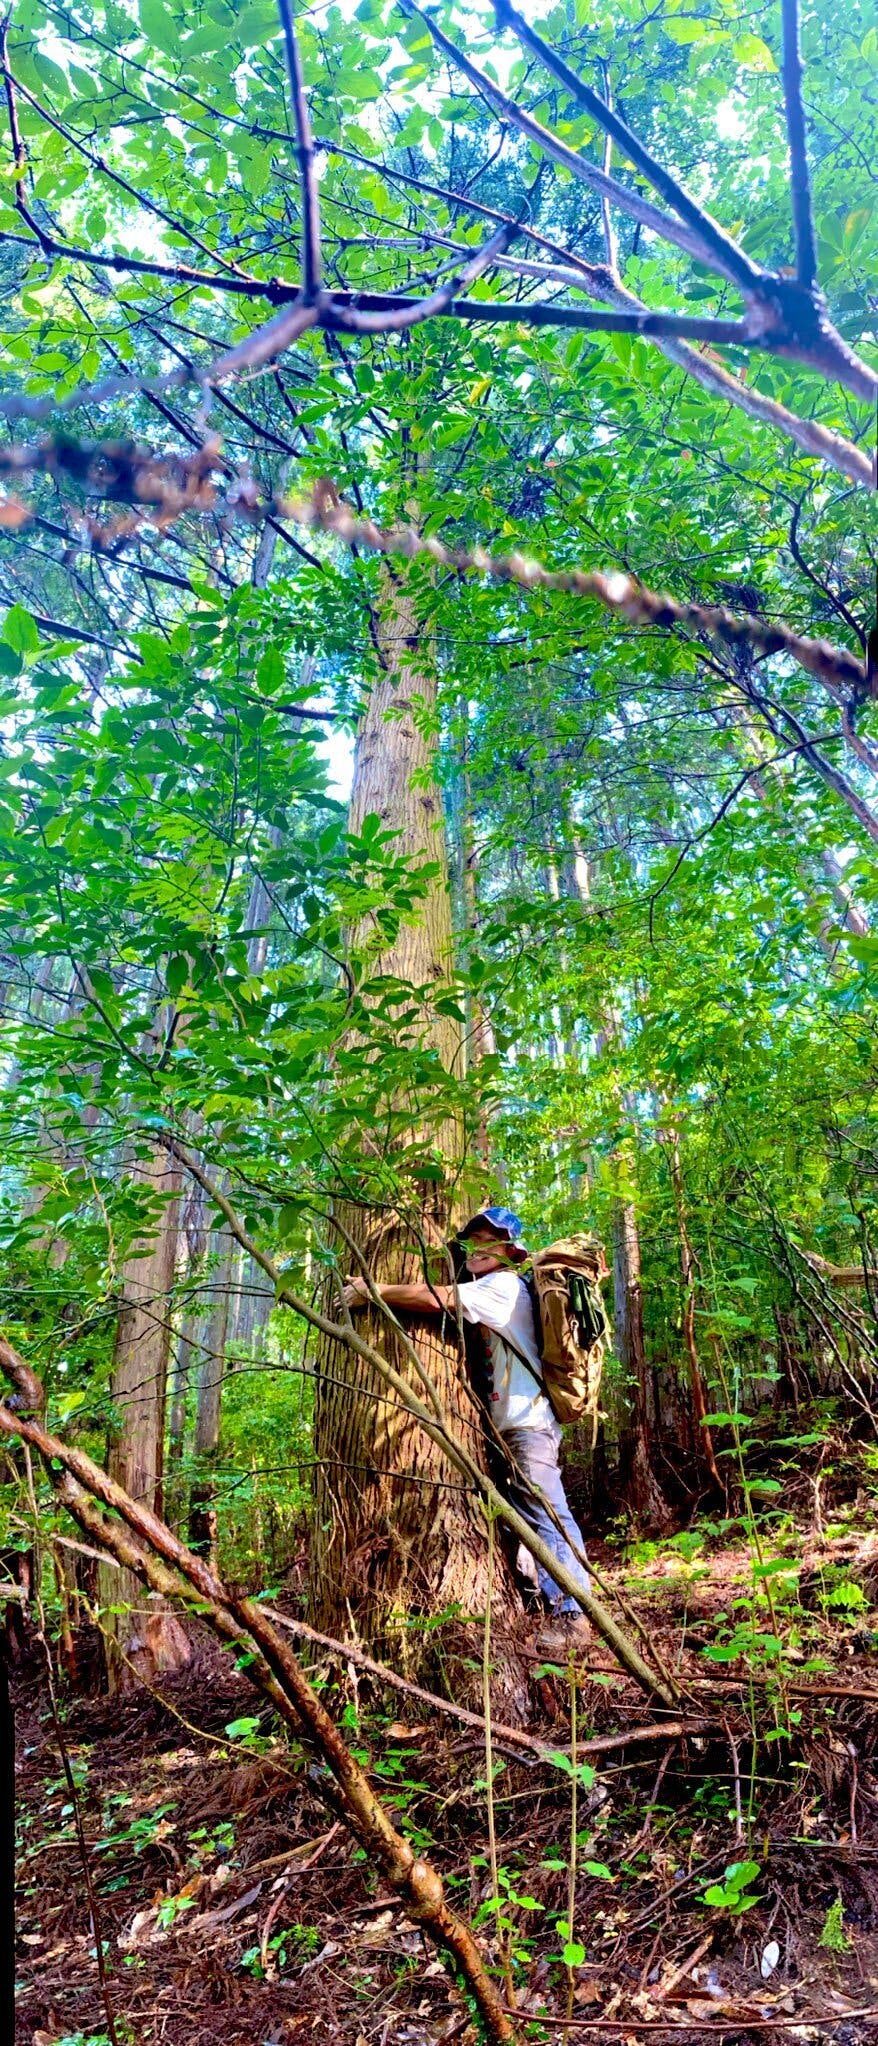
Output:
[496,1328,549,1399]
[485,1276,552,1405]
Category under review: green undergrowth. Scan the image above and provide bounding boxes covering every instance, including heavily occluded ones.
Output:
[13,1488,878,2044]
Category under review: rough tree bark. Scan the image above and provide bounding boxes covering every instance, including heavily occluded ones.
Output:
[449,698,496,1159]
[311,564,526,1698]
[99,1151,191,1687]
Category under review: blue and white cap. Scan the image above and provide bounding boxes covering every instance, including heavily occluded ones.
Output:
[458,1206,528,1261]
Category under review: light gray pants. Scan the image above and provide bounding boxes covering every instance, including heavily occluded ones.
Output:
[502,1425,590,1613]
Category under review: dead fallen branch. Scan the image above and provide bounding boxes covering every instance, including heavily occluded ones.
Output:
[265,1605,713,1760]
[506,2008,878,2032]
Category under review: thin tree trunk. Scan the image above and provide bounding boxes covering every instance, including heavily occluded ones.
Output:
[233,1252,274,1349]
[612,1194,673,1532]
[565,842,672,1529]
[188,1216,235,1567]
[99,1152,191,1688]
[663,1125,723,1491]
[167,1321,194,1473]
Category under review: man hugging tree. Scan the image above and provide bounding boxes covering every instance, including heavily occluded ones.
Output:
[344,1204,591,1653]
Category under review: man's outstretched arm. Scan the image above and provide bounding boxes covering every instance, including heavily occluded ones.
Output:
[343,1276,455,1314]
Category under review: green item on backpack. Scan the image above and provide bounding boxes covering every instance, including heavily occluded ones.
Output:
[525,1235,611,1438]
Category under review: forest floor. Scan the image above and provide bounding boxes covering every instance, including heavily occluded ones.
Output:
[13,1469,878,2046]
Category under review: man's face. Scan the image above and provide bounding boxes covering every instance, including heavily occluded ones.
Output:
[463,1229,514,1276]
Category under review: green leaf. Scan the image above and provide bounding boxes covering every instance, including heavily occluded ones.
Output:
[140,0,180,52]
[724,1860,761,1890]
[31,50,70,97]
[165,953,189,998]
[3,605,39,656]
[733,32,777,69]
[664,17,707,41]
[256,645,286,692]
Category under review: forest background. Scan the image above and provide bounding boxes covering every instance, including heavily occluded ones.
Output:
[0,0,877,2034]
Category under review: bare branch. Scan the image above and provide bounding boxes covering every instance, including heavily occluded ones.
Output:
[402,0,729,275]
[493,0,762,295]
[186,297,319,385]
[267,1607,711,1756]
[0,19,38,233]
[329,292,788,350]
[781,0,818,290]
[276,0,322,300]
[326,222,515,334]
[0,224,301,302]
[787,498,867,649]
[598,61,618,279]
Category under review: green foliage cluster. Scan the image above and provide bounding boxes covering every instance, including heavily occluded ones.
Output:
[0,0,875,1566]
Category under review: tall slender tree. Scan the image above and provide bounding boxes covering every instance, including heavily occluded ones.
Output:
[99,1151,192,1686]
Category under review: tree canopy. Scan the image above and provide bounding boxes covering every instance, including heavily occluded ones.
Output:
[1,0,877,2035]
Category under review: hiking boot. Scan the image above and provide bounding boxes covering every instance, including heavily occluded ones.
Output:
[534,1613,592,1661]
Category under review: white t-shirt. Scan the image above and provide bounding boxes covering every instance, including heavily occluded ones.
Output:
[455,1270,560,1440]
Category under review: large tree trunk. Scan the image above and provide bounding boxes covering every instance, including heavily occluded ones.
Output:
[310,565,526,1703]
[99,1152,191,1688]
[449,699,496,1159]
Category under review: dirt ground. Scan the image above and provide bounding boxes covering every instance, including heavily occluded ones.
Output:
[12,1513,878,2045]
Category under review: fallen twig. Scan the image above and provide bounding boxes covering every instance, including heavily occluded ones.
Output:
[509,2010,878,2032]
[266,1606,710,1760]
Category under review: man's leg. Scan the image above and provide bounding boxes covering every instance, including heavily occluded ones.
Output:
[502,1426,590,1613]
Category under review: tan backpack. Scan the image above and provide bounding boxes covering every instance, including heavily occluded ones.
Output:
[524,1236,611,1438]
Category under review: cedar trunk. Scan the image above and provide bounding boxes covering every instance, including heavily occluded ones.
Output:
[99,1152,191,1687]
[310,567,525,1698]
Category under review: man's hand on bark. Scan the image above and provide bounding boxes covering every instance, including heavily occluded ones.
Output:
[342,1275,372,1309]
